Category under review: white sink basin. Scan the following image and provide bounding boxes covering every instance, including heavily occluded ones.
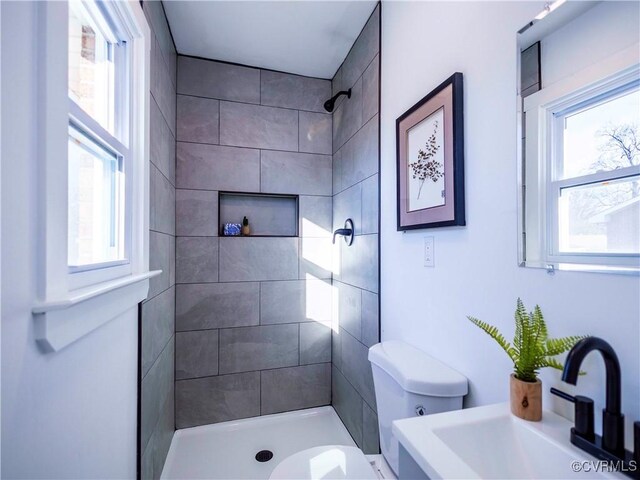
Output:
[392,403,623,479]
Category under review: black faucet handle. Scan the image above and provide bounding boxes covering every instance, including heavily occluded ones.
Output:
[551,388,595,441]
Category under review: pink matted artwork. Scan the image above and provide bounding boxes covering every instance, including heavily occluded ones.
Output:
[396,73,465,230]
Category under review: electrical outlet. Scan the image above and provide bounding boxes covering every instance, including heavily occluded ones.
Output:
[424,236,435,267]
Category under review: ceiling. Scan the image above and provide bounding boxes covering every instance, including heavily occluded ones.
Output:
[163,1,378,79]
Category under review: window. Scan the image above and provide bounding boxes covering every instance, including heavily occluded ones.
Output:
[521,48,640,274]
[67,0,131,280]
[31,0,151,352]
[549,82,640,266]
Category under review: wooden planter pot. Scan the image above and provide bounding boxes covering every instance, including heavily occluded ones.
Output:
[510,374,542,421]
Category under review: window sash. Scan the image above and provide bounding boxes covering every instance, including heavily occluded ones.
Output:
[68,98,133,284]
[67,0,133,283]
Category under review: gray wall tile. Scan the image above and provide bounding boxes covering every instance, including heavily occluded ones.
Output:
[219,237,299,282]
[361,290,379,348]
[362,56,379,123]
[177,95,219,144]
[363,401,380,454]
[220,102,298,151]
[330,7,379,452]
[151,36,176,136]
[300,323,331,365]
[141,337,174,453]
[340,115,378,190]
[176,282,260,331]
[142,286,175,377]
[332,366,363,447]
[338,234,379,293]
[332,77,362,152]
[178,56,260,104]
[341,5,380,90]
[299,111,332,155]
[361,174,379,235]
[150,165,176,235]
[141,391,174,480]
[176,189,219,237]
[148,231,171,298]
[176,330,219,380]
[176,237,219,283]
[261,150,332,196]
[334,281,361,342]
[261,364,331,415]
[333,183,362,236]
[261,70,331,113]
[169,234,176,287]
[333,150,342,194]
[144,0,176,87]
[341,329,376,409]
[143,5,176,476]
[299,237,332,280]
[219,324,299,374]
[176,372,260,428]
[332,328,342,371]
[150,97,176,185]
[177,142,260,192]
[260,280,332,325]
[299,196,332,238]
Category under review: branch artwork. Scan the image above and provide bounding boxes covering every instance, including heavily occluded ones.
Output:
[408,120,443,199]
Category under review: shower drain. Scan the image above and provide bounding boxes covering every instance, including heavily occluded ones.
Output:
[255,450,274,463]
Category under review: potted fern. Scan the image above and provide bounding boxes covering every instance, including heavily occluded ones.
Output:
[468,299,585,421]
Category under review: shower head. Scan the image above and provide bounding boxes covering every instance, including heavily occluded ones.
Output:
[323,89,352,113]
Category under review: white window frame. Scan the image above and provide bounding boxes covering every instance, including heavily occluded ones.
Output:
[523,43,640,274]
[32,0,158,352]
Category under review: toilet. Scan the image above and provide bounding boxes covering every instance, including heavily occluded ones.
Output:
[270,341,468,479]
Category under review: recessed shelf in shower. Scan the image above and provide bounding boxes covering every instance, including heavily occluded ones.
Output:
[218,192,299,237]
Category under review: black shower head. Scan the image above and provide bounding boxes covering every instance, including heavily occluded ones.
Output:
[323,89,352,113]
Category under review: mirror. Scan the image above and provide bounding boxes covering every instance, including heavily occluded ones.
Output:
[517,1,640,274]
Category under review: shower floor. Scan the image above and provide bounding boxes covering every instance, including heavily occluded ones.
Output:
[160,406,358,479]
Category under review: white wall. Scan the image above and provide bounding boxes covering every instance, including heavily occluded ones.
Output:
[1,3,138,478]
[381,1,640,448]
[542,2,640,88]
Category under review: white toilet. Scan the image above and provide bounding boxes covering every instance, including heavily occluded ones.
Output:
[270,340,468,479]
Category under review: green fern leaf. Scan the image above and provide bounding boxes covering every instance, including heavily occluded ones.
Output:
[467,316,518,363]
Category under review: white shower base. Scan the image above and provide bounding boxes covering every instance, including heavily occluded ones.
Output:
[161,406,361,479]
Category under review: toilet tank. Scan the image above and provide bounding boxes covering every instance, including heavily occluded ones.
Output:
[368,341,468,476]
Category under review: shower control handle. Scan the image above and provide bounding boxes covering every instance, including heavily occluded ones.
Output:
[333,219,354,246]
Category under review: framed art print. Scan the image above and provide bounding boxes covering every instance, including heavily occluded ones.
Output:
[396,72,465,230]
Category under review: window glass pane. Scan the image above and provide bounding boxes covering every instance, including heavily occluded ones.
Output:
[68,2,115,133]
[562,88,640,179]
[68,125,125,268]
[558,175,640,255]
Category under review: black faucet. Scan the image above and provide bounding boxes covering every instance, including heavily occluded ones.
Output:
[551,337,640,479]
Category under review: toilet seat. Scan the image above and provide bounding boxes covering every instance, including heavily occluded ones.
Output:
[269,445,378,480]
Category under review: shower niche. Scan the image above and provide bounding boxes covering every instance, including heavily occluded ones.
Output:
[218,192,299,237]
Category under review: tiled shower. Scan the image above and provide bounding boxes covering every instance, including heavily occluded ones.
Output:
[140,4,381,479]
[174,55,334,426]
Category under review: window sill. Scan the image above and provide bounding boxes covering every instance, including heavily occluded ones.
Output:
[32,270,161,352]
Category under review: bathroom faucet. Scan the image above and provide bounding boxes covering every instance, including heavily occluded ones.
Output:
[551,337,640,479]
[563,337,623,453]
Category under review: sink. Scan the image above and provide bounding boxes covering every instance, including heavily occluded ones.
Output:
[392,403,624,479]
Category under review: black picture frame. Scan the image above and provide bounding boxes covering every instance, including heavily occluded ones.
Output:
[396,72,465,231]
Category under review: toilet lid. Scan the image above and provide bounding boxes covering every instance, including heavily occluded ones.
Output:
[269,445,377,480]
